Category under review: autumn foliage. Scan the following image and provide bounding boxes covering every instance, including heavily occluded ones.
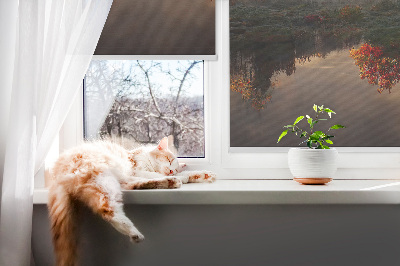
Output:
[350,43,400,93]
[230,75,272,110]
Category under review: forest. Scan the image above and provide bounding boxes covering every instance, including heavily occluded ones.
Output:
[84,60,204,157]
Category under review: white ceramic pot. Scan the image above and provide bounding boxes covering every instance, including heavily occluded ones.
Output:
[288,148,338,184]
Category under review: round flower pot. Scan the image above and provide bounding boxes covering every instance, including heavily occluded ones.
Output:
[288,148,338,185]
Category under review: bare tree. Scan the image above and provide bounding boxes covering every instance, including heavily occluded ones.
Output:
[85,60,204,157]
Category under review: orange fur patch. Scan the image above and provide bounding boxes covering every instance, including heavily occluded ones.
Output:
[72,153,83,163]
[193,174,201,179]
[167,179,175,188]
[129,150,142,167]
[74,183,114,220]
[156,154,170,162]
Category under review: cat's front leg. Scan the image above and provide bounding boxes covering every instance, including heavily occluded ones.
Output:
[177,171,217,184]
[122,176,182,189]
[177,163,186,173]
[132,170,166,179]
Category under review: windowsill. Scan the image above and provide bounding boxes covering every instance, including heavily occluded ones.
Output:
[33,179,400,205]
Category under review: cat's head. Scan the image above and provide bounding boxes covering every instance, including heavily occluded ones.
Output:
[149,137,180,176]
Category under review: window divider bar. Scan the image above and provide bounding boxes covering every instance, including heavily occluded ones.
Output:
[92,55,218,61]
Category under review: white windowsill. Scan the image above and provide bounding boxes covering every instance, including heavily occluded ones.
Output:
[33,179,400,205]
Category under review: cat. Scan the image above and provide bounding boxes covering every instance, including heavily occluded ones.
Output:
[48,137,216,266]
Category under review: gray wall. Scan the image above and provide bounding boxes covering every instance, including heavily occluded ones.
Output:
[33,205,400,266]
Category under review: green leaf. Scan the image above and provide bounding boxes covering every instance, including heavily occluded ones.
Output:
[309,132,320,141]
[324,108,336,114]
[277,130,288,143]
[307,117,313,127]
[313,131,326,138]
[325,139,333,144]
[300,132,307,138]
[322,135,333,140]
[307,140,313,148]
[330,124,345,129]
[316,140,323,149]
[323,108,336,118]
[316,141,329,149]
[283,125,293,128]
[293,116,304,125]
[313,104,317,112]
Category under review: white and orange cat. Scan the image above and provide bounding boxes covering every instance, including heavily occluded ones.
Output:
[48,137,216,266]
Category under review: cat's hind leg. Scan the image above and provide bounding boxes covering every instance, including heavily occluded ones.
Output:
[75,172,144,242]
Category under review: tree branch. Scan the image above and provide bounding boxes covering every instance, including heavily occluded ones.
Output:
[137,61,162,115]
[174,60,202,115]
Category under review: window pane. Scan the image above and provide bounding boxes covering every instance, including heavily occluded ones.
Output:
[84,60,204,157]
[230,0,400,147]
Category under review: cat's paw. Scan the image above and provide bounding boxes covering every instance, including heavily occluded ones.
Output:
[130,232,145,243]
[187,171,217,183]
[203,171,217,183]
[177,163,187,173]
[166,177,182,189]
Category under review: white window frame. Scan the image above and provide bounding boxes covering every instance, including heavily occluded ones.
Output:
[58,0,400,181]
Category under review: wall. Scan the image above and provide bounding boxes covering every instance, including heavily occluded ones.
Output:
[33,204,400,266]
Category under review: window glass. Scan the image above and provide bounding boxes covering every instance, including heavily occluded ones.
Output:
[230,0,400,147]
[84,60,204,157]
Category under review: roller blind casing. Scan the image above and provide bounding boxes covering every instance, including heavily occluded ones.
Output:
[95,0,216,56]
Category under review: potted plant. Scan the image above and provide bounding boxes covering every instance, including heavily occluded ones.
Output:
[277,104,345,185]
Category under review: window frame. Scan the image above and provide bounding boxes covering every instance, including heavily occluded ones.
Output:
[82,59,208,160]
[59,0,400,181]
[62,60,210,163]
[220,0,400,179]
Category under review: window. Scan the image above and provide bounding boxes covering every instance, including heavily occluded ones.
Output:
[57,0,400,181]
[230,0,400,148]
[83,60,205,158]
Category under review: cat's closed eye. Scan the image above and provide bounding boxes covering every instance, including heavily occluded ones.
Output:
[156,154,173,163]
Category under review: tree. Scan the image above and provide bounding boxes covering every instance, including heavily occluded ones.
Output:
[350,43,400,93]
[85,60,204,157]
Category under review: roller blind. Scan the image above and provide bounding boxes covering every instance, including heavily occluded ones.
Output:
[94,0,216,58]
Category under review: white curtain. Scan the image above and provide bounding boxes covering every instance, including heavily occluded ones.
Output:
[0,0,113,265]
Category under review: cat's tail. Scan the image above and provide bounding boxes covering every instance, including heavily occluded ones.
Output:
[48,183,78,266]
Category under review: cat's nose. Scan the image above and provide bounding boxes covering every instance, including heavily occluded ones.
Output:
[169,170,173,175]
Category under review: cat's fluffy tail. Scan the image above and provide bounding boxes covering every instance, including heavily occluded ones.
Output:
[48,184,78,266]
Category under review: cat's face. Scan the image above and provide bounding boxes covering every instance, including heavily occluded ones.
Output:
[150,137,179,176]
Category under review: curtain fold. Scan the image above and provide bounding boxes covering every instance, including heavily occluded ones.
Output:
[0,0,18,202]
[0,0,113,265]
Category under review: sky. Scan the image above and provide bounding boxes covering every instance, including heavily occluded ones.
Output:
[90,60,204,98]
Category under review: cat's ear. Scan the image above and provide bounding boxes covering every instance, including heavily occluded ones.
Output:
[167,135,178,155]
[157,137,168,151]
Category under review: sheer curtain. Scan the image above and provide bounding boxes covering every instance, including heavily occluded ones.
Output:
[0,0,113,265]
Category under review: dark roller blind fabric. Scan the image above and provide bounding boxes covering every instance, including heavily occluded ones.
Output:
[95,0,215,55]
